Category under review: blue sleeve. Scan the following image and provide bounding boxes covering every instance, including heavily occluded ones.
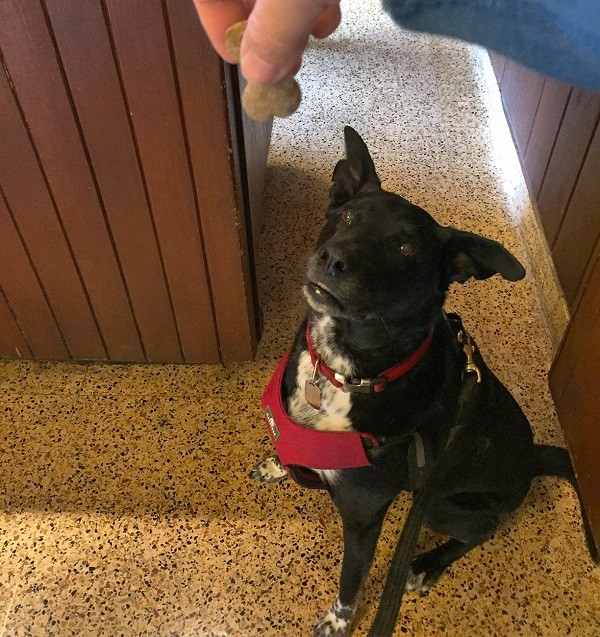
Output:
[382,0,600,90]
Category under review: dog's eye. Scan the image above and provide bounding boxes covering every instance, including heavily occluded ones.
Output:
[399,242,414,257]
[340,210,362,225]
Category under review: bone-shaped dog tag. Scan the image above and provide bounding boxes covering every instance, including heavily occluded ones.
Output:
[305,358,322,409]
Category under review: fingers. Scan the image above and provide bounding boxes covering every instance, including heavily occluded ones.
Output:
[194,0,341,84]
[193,0,250,64]
[311,3,341,39]
[241,0,340,83]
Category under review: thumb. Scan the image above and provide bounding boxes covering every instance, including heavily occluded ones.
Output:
[241,0,340,83]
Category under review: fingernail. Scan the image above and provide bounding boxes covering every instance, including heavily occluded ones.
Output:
[241,49,288,84]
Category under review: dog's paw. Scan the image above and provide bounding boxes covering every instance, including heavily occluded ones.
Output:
[313,598,356,637]
[405,567,442,595]
[250,455,288,483]
[405,569,427,593]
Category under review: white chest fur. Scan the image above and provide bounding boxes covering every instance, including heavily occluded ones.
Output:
[286,318,356,480]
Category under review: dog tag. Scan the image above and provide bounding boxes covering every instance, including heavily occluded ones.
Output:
[305,357,322,409]
[305,380,322,409]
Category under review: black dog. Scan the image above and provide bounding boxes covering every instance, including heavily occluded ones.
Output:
[252,127,597,636]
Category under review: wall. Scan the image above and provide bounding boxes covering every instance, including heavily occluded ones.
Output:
[0,0,266,364]
[491,55,600,318]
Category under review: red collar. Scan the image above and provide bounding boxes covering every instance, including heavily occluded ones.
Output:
[306,321,434,393]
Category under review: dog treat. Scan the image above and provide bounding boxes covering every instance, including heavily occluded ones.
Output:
[224,20,301,121]
[224,20,246,60]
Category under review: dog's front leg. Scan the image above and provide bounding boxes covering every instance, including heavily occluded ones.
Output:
[314,488,394,637]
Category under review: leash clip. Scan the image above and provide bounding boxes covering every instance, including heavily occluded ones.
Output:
[457,329,482,383]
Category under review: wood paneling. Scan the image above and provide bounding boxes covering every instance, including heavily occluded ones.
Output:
[523,79,571,198]
[0,0,267,363]
[552,124,600,305]
[164,0,257,362]
[103,0,218,363]
[495,53,600,311]
[0,194,67,360]
[0,56,105,360]
[550,250,600,540]
[537,88,600,246]
[44,0,184,362]
[494,54,600,546]
[489,51,506,84]
[0,291,31,360]
[500,60,545,156]
[1,0,145,362]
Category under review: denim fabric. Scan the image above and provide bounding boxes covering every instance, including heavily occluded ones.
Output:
[382,0,600,89]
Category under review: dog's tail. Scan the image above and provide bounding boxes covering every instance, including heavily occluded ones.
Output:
[535,444,599,564]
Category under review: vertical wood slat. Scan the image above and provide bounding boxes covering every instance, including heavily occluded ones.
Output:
[43,0,184,363]
[0,290,31,360]
[488,51,506,84]
[0,194,67,360]
[103,0,220,364]
[537,88,600,246]
[500,60,545,156]
[552,123,600,306]
[0,64,105,360]
[523,78,571,198]
[0,0,143,361]
[165,0,256,362]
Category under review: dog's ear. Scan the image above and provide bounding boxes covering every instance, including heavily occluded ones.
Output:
[329,126,381,206]
[442,228,526,284]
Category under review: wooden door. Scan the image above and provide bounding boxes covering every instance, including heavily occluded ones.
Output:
[548,121,600,542]
[0,0,266,364]
[550,249,600,542]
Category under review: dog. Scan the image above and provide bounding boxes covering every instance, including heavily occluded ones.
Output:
[252,127,597,636]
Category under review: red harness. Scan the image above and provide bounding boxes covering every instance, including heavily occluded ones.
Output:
[261,324,435,479]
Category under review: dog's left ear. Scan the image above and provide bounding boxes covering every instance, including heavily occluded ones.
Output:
[442,228,526,283]
[329,126,381,206]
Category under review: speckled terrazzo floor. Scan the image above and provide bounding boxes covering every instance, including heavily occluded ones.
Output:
[1,2,599,636]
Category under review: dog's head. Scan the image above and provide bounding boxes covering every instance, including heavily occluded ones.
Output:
[304,127,525,322]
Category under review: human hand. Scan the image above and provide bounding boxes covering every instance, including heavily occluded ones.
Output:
[193,0,341,84]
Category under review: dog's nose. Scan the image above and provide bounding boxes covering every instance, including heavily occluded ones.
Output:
[319,246,348,276]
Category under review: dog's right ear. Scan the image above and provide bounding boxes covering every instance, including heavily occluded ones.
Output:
[329,126,381,207]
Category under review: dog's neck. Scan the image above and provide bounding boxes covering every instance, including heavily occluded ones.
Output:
[308,309,440,377]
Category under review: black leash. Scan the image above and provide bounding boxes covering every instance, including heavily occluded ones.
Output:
[367,324,482,637]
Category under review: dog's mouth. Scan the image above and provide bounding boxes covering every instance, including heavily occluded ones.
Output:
[304,281,345,311]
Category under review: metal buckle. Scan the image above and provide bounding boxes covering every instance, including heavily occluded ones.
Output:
[458,329,482,383]
[338,376,388,393]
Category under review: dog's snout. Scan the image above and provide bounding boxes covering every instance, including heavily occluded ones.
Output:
[319,246,348,276]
